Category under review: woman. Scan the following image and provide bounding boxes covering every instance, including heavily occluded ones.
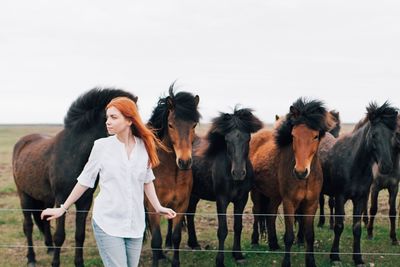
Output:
[41,96,176,267]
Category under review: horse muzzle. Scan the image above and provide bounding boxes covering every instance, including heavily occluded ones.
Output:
[177,158,192,170]
[231,169,247,181]
[293,168,309,180]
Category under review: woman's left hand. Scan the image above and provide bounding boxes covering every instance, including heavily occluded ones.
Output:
[157,206,176,219]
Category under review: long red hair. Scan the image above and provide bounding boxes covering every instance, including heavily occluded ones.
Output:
[106,97,164,168]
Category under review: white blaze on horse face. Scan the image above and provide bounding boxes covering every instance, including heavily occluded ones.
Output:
[292,124,320,178]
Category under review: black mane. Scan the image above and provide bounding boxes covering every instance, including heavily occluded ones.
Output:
[64,88,137,131]
[353,102,398,132]
[275,98,329,148]
[205,108,263,156]
[148,83,201,138]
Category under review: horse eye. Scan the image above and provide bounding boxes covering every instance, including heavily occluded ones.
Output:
[168,124,174,129]
[192,123,197,129]
[314,135,319,140]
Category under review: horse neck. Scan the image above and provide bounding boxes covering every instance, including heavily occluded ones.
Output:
[346,124,372,168]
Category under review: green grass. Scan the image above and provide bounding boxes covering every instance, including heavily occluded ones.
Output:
[0,125,399,266]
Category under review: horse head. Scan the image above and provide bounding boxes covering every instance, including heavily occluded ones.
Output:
[275,98,334,180]
[148,82,200,170]
[365,102,398,174]
[208,108,263,181]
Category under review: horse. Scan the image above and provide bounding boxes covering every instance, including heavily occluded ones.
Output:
[322,102,398,266]
[363,115,400,245]
[250,109,340,247]
[144,84,200,267]
[185,108,262,267]
[12,88,137,267]
[250,98,333,267]
[316,110,341,229]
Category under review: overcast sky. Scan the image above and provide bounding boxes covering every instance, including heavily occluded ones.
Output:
[1,0,399,124]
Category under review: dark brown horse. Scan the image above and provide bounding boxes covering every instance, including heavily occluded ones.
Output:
[363,115,400,244]
[250,98,333,267]
[12,88,137,267]
[145,84,200,267]
[322,102,397,266]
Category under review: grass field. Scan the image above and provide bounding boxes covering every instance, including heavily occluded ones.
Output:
[0,124,399,266]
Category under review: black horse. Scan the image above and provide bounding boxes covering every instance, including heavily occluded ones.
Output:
[186,108,262,267]
[323,102,398,266]
[13,88,137,267]
[364,115,400,244]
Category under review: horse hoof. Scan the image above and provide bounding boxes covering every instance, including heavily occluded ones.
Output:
[392,240,399,246]
[47,248,54,256]
[367,234,373,240]
[27,262,36,267]
[269,244,280,251]
[331,261,343,266]
[236,259,246,265]
[250,243,259,248]
[356,264,366,267]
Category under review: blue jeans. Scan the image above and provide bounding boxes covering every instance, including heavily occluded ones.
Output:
[92,219,143,267]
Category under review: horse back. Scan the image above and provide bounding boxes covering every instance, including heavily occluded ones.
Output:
[13,133,55,202]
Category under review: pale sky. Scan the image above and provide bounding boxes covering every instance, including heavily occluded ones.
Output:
[1,0,399,124]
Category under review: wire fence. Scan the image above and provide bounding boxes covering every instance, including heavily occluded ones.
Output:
[1,207,400,256]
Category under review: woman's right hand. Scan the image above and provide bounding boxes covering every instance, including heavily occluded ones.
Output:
[41,208,66,221]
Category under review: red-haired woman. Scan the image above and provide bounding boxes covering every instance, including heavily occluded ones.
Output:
[41,97,176,267]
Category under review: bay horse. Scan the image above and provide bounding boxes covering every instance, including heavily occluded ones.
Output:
[363,115,400,244]
[145,84,200,267]
[186,108,262,267]
[322,102,398,266]
[250,98,333,267]
[250,110,341,246]
[12,88,137,267]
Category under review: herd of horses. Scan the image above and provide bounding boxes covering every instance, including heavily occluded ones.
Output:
[11,86,400,267]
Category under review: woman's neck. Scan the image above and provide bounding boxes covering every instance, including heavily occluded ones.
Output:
[115,128,134,146]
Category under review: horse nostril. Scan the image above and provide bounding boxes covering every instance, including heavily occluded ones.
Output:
[241,170,246,177]
[293,168,309,179]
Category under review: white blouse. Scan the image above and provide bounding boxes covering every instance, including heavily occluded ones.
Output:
[77,135,155,238]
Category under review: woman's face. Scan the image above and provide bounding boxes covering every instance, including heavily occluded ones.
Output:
[105,106,132,135]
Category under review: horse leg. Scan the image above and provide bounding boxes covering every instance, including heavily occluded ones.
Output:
[281,200,296,267]
[216,198,229,267]
[317,193,325,228]
[165,219,173,249]
[330,195,345,263]
[32,202,54,255]
[149,213,165,267]
[250,190,261,246]
[19,192,36,266]
[366,184,379,240]
[267,199,281,250]
[388,185,399,245]
[52,212,66,267]
[186,195,201,249]
[296,206,304,246]
[74,197,92,267]
[328,196,335,230]
[362,189,370,227]
[303,202,318,267]
[352,197,367,266]
[232,196,248,263]
[171,214,184,267]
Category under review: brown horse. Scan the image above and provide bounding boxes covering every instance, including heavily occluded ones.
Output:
[12,88,137,267]
[250,98,333,267]
[145,84,200,267]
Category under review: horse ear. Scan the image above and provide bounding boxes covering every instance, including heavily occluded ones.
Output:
[133,96,138,103]
[290,106,300,118]
[223,113,231,120]
[194,95,200,107]
[275,114,280,121]
[166,96,174,110]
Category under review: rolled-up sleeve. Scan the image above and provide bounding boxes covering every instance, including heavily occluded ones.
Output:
[77,140,102,188]
[144,167,155,184]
